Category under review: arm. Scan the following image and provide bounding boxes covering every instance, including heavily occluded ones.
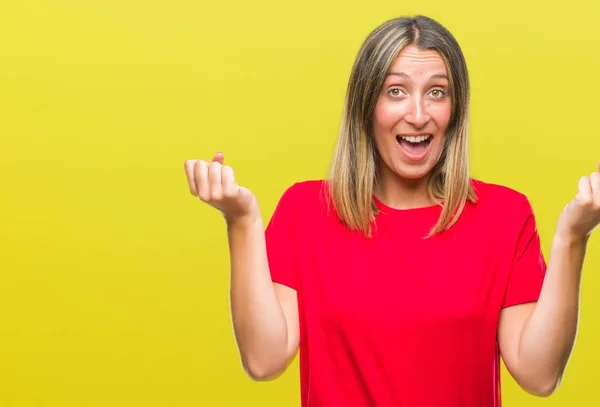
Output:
[499,170,600,396]
[184,154,300,381]
[498,234,586,397]
[228,217,300,381]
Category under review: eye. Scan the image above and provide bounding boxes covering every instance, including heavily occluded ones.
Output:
[388,87,404,97]
[429,89,446,98]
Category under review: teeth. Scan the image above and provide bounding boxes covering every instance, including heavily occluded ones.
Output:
[400,135,431,143]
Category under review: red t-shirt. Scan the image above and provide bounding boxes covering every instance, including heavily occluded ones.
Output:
[265,179,546,407]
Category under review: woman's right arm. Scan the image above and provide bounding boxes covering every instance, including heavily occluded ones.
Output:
[184,153,300,380]
[228,217,300,380]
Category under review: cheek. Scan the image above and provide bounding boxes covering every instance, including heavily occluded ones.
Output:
[432,103,452,131]
[373,101,402,131]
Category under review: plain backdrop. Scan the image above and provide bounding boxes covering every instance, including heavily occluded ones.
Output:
[1,0,599,405]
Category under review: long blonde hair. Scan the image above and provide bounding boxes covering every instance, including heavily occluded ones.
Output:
[329,15,477,238]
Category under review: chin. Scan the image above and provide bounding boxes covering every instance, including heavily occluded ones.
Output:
[391,164,435,182]
[397,170,432,181]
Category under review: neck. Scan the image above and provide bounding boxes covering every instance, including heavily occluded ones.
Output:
[375,167,436,210]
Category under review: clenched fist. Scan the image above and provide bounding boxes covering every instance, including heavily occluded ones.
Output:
[184,152,259,225]
[557,163,600,241]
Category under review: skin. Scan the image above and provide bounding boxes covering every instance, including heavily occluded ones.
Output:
[372,45,451,209]
[183,45,600,395]
[497,170,600,396]
[183,153,299,380]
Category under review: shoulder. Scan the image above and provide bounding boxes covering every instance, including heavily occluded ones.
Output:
[270,179,331,219]
[282,179,328,197]
[276,179,329,206]
[467,178,538,233]
[464,179,541,246]
[470,178,533,214]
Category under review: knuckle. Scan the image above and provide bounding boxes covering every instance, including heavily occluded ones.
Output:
[582,196,594,206]
[195,176,207,189]
[209,185,224,200]
[194,160,208,174]
[221,166,235,180]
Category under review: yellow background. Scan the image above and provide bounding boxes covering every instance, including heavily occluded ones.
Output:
[1,0,599,405]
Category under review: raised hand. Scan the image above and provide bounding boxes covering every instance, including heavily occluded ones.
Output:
[184,152,259,225]
[557,162,600,242]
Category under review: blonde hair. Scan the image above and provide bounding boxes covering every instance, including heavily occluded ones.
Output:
[329,15,477,238]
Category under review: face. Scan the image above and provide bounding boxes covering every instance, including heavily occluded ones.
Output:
[372,45,452,182]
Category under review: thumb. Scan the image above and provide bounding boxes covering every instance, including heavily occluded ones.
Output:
[211,152,224,164]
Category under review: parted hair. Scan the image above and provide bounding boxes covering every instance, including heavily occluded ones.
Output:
[329,15,477,238]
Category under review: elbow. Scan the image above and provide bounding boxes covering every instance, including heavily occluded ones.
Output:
[241,355,288,382]
[527,382,558,398]
[520,374,561,398]
[244,364,281,382]
[526,385,556,398]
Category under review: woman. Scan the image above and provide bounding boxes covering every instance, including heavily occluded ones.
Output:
[184,15,600,407]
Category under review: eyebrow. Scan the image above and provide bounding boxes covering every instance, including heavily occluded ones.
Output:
[387,72,449,80]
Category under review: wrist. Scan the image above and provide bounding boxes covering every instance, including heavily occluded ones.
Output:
[225,210,263,231]
[552,230,588,250]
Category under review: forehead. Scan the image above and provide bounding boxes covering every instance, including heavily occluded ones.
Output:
[387,45,448,78]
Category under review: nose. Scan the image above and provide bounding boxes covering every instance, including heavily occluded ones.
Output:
[404,97,430,128]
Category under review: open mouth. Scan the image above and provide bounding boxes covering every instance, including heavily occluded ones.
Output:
[396,134,432,158]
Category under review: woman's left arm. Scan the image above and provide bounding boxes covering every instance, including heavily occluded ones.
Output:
[498,165,600,397]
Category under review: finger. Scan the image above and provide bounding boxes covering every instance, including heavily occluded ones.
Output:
[194,160,210,201]
[221,165,238,197]
[208,161,223,200]
[184,160,198,196]
[576,175,593,206]
[590,171,600,205]
[211,152,224,165]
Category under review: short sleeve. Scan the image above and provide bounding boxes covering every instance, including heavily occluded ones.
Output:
[502,198,547,308]
[265,185,298,290]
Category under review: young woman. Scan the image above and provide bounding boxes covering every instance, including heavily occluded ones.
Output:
[184,15,600,407]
